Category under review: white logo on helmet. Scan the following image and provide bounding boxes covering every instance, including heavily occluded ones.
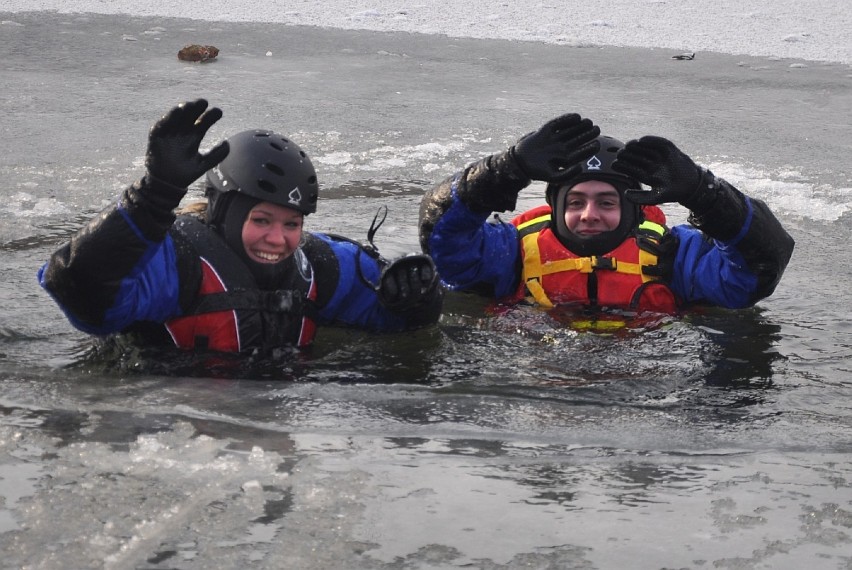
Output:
[288,187,302,205]
[211,166,228,186]
[586,156,602,171]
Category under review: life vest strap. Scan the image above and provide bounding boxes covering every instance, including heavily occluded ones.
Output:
[538,256,643,276]
[525,278,553,308]
[190,289,318,320]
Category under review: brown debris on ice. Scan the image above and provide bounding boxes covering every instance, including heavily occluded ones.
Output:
[177,44,219,62]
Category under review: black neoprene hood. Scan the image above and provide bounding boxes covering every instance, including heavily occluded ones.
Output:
[545,135,641,256]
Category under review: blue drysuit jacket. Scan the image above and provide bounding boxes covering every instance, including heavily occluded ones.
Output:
[39,176,440,350]
[418,151,794,310]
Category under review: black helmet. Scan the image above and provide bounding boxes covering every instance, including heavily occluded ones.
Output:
[545,135,642,257]
[545,135,636,207]
[203,130,318,290]
[206,129,319,216]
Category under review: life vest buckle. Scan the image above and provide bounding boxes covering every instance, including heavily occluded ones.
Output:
[577,257,594,273]
[592,257,616,271]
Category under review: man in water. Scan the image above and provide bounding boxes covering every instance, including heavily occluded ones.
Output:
[419,113,793,316]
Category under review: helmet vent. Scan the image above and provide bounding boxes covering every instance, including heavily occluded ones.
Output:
[224,129,318,214]
[264,162,285,177]
[257,180,277,194]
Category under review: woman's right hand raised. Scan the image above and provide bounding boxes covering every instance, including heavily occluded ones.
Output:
[145,99,230,189]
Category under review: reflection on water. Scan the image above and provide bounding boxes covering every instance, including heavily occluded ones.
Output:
[36,287,787,445]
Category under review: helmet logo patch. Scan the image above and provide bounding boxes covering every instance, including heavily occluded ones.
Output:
[211,166,228,186]
[586,156,602,171]
[288,187,302,206]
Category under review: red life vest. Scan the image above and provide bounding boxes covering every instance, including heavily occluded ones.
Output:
[509,205,679,313]
[164,216,318,353]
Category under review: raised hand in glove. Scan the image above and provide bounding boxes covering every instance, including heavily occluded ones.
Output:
[510,113,600,183]
[145,99,230,190]
[612,135,716,212]
[378,254,440,314]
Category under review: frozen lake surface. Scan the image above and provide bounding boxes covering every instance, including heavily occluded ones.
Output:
[1,9,851,569]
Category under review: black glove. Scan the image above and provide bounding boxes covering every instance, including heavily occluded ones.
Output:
[378,254,439,313]
[510,113,600,183]
[612,135,716,212]
[145,99,230,190]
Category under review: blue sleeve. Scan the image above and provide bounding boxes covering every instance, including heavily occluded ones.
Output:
[427,184,521,297]
[38,202,184,335]
[669,224,759,309]
[312,234,409,331]
[101,235,183,329]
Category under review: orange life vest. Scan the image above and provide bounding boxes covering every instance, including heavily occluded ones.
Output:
[509,205,679,313]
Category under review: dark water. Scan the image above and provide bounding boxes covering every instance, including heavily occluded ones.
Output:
[1,11,852,569]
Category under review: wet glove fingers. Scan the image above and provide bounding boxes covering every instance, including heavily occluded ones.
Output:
[385,267,411,302]
[612,138,661,180]
[615,136,702,206]
[379,256,439,312]
[511,113,600,182]
[414,261,435,291]
[145,99,230,190]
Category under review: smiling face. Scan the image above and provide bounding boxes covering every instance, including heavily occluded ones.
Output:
[240,201,304,264]
[563,180,623,236]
